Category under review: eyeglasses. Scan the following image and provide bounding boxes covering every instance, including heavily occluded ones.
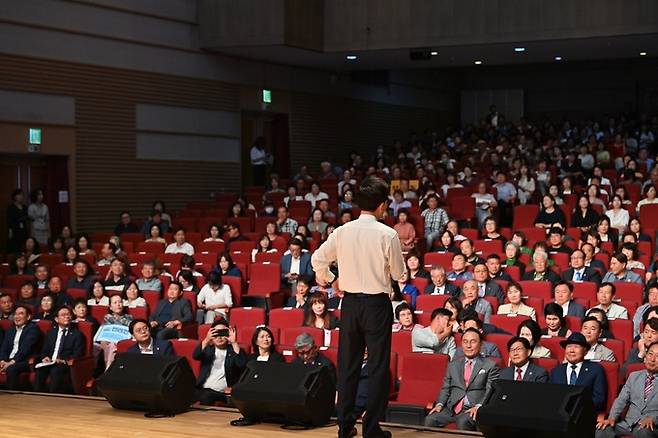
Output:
[133,326,149,334]
[509,347,527,353]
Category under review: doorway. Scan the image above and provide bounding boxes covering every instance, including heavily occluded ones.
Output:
[0,155,70,254]
[241,112,290,188]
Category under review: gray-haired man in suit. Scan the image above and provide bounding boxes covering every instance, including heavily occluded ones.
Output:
[425,328,500,431]
[597,341,658,437]
[499,336,548,383]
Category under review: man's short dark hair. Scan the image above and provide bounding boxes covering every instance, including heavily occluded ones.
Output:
[582,315,602,330]
[549,226,564,236]
[55,306,72,317]
[355,176,389,211]
[642,305,658,324]
[431,308,453,321]
[462,327,483,341]
[599,282,616,296]
[460,313,483,330]
[288,237,304,248]
[612,252,628,264]
[174,226,186,234]
[486,253,501,262]
[106,242,118,254]
[14,304,32,317]
[646,318,658,332]
[507,336,531,351]
[554,281,574,293]
[168,281,183,293]
[212,317,229,328]
[129,318,149,334]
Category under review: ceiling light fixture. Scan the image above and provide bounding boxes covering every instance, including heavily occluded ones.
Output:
[474,60,483,65]
[514,47,526,52]
[346,55,357,60]
[430,51,438,56]
[554,56,563,61]
[640,52,647,56]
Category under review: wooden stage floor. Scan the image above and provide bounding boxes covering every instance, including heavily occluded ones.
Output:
[0,391,483,438]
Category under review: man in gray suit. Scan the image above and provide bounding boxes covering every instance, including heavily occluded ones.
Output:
[597,341,658,437]
[425,328,500,431]
[499,336,548,382]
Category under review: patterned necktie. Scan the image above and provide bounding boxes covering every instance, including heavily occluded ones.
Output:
[576,271,583,281]
[645,374,655,401]
[569,364,578,385]
[455,360,473,413]
[516,368,523,381]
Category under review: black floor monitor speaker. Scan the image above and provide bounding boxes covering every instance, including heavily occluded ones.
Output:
[477,381,595,438]
[231,361,335,427]
[97,353,196,415]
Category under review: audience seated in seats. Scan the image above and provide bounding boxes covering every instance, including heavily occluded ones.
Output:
[175,255,204,278]
[406,252,430,280]
[165,227,195,256]
[36,294,56,321]
[459,239,481,266]
[0,305,40,389]
[542,302,573,338]
[103,258,129,292]
[141,210,170,238]
[634,284,658,338]
[46,276,71,308]
[251,234,278,262]
[12,255,33,276]
[76,234,96,260]
[522,251,560,285]
[304,294,339,330]
[455,314,501,359]
[276,205,298,235]
[472,182,498,228]
[547,227,572,255]
[497,282,537,320]
[291,332,336,384]
[177,270,198,293]
[481,217,506,242]
[518,318,553,362]
[98,295,134,368]
[549,333,607,412]
[136,261,162,292]
[421,193,449,249]
[113,211,139,236]
[554,280,586,318]
[582,316,617,362]
[310,278,335,299]
[0,293,14,320]
[193,318,245,406]
[280,238,314,289]
[606,195,630,235]
[433,230,459,255]
[204,224,224,243]
[87,280,110,307]
[460,280,493,324]
[625,318,658,370]
[33,306,84,393]
[562,249,603,284]
[122,281,146,308]
[64,244,78,265]
[285,276,313,310]
[247,326,284,364]
[589,282,629,320]
[144,223,166,244]
[197,271,233,324]
[597,341,658,438]
[472,262,505,304]
[304,182,329,208]
[446,221,467,242]
[394,209,416,252]
[444,298,464,333]
[534,194,566,230]
[572,195,601,234]
[394,270,419,308]
[149,281,193,340]
[214,252,242,278]
[424,328,500,431]
[283,185,304,207]
[389,189,411,218]
[500,336,549,382]
[71,299,99,334]
[587,308,616,340]
[412,308,456,359]
[126,319,174,357]
[307,208,328,238]
[621,242,645,271]
[34,265,49,290]
[392,303,416,331]
[16,281,39,309]
[96,241,117,267]
[67,259,94,293]
[486,254,512,281]
[447,253,474,282]
[425,265,461,297]
[602,253,644,285]
[582,242,607,273]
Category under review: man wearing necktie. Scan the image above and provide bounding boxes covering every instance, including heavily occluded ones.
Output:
[549,332,607,412]
[560,250,602,285]
[597,341,658,437]
[425,328,500,430]
[34,306,84,393]
[499,336,548,383]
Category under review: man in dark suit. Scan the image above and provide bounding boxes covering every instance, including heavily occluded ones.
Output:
[291,332,336,385]
[473,262,505,304]
[424,265,460,297]
[280,238,314,289]
[522,251,560,286]
[0,305,40,389]
[33,306,84,393]
[499,336,548,383]
[127,319,174,356]
[284,276,313,310]
[485,254,512,282]
[561,249,602,285]
[193,318,246,406]
[553,281,586,318]
[549,332,607,412]
[582,243,606,272]
[149,281,193,340]
[425,328,500,430]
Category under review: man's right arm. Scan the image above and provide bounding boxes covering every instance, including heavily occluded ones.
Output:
[388,234,407,282]
[608,375,632,421]
[311,231,337,285]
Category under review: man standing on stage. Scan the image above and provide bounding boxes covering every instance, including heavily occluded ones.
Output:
[312,176,406,438]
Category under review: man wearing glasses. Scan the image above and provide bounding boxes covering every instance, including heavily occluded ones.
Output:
[561,249,602,285]
[127,319,174,356]
[292,332,336,385]
[499,336,548,383]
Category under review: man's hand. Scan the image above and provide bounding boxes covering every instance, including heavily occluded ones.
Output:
[150,321,158,328]
[427,404,442,415]
[295,293,305,306]
[639,417,655,430]
[466,406,479,420]
[596,418,615,430]
[228,326,238,345]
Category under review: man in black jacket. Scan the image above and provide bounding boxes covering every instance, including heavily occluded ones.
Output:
[0,305,40,389]
[34,306,85,393]
[292,332,336,385]
[561,249,602,285]
[149,281,193,339]
[193,318,246,406]
[127,319,174,356]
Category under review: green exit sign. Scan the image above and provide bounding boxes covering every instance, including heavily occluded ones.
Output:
[262,89,272,104]
[29,128,42,145]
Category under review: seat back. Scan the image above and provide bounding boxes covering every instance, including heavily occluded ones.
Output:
[391,330,413,356]
[170,339,202,378]
[279,326,324,347]
[415,294,449,313]
[247,263,281,296]
[269,308,305,331]
[489,315,530,336]
[395,353,449,406]
[608,319,633,353]
[518,281,552,301]
[229,307,266,330]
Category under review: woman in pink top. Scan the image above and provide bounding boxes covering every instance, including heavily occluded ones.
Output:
[394,208,416,251]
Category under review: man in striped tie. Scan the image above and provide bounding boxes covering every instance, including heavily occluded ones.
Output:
[596,341,658,437]
[425,328,500,430]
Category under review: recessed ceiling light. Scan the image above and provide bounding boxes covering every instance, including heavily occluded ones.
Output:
[346,55,357,60]
[640,51,647,56]
[430,51,438,56]
[474,60,483,65]
[514,47,526,52]
[554,56,563,61]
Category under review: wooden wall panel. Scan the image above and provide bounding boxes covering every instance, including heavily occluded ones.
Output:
[0,53,240,232]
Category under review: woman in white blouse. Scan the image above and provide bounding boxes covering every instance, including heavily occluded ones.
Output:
[87,280,110,307]
[471,182,497,228]
[122,281,147,308]
[197,271,233,323]
[497,282,537,321]
[516,165,536,205]
[637,185,658,214]
[605,195,630,235]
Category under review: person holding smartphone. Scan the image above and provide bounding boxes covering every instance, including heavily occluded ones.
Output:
[192,318,246,406]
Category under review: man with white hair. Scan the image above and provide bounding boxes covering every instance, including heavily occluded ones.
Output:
[292,332,336,384]
[522,251,560,286]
